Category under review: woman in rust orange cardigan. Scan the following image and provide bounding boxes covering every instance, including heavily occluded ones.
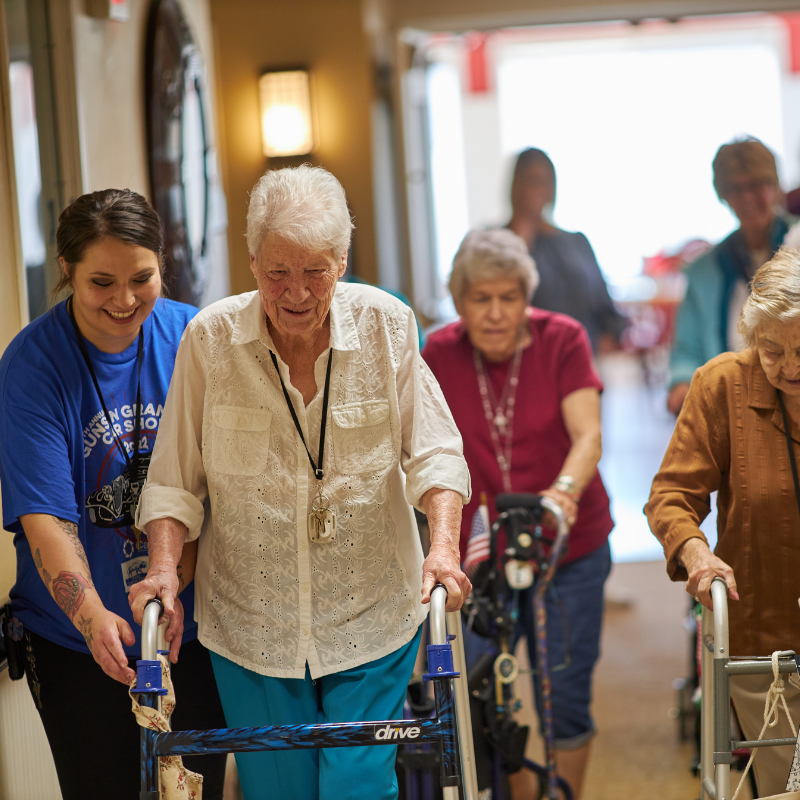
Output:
[646,245,800,796]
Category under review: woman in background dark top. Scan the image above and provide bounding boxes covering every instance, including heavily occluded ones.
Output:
[508,148,624,354]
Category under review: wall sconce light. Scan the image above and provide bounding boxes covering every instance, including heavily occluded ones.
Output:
[258,70,316,158]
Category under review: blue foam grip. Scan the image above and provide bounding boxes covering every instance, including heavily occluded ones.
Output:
[422,643,460,681]
[135,659,167,696]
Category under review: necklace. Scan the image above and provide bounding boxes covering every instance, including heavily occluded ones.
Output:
[473,345,523,493]
[269,348,337,544]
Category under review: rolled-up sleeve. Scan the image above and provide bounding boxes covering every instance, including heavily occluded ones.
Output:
[644,372,727,580]
[136,323,208,541]
[396,310,471,511]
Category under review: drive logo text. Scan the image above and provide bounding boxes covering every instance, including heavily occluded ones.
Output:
[373,724,421,740]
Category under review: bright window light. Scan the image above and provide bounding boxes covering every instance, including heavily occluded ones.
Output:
[427,61,470,307]
[495,26,785,284]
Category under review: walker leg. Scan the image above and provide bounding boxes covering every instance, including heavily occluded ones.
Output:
[533,589,559,800]
[700,605,715,799]
[715,764,731,800]
[447,609,480,800]
[710,579,731,800]
[139,693,159,800]
[434,676,460,795]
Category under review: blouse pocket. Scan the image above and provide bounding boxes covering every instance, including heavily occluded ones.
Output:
[331,399,394,475]
[211,405,272,476]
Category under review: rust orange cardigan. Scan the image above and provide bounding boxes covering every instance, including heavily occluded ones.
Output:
[646,348,800,656]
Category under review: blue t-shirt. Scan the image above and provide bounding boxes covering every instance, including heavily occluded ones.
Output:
[0,297,198,655]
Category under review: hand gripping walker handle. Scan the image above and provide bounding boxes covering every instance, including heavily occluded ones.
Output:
[134,598,167,695]
[424,584,460,680]
[536,495,571,592]
[428,586,480,798]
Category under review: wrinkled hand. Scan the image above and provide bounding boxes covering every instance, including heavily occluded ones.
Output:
[82,607,136,684]
[678,538,739,610]
[421,544,472,611]
[129,568,184,663]
[539,487,578,529]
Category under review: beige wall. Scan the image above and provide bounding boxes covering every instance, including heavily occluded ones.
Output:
[74,0,221,195]
[209,0,378,293]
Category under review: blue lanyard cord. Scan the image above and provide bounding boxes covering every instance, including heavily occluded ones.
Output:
[269,348,333,481]
[67,297,144,469]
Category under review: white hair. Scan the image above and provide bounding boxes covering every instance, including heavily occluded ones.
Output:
[449,229,539,306]
[246,164,354,259]
[738,245,800,347]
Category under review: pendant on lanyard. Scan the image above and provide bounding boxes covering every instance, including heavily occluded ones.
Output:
[269,348,337,543]
[68,298,145,539]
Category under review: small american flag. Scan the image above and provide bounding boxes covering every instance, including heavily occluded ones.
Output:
[463,501,491,578]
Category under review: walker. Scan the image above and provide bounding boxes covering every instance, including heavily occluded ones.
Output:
[461,493,573,800]
[699,577,800,800]
[133,585,479,800]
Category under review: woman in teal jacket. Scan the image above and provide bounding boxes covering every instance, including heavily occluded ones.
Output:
[668,137,794,414]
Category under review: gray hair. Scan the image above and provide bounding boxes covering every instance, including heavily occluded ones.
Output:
[246,164,354,259]
[449,229,539,307]
[738,245,800,347]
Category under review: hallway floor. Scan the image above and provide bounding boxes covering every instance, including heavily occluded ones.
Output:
[517,559,756,800]
[597,351,718,564]
[514,352,740,798]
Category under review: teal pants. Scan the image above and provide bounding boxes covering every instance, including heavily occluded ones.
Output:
[209,626,423,800]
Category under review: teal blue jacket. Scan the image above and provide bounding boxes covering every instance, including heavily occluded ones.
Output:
[669,216,793,388]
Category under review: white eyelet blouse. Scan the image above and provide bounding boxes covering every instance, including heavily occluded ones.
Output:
[136,283,471,679]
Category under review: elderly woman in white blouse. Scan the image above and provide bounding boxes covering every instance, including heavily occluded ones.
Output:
[130,165,471,800]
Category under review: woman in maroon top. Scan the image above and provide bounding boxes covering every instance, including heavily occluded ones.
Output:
[423,229,614,799]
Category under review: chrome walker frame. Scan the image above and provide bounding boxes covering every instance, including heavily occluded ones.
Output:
[699,577,798,800]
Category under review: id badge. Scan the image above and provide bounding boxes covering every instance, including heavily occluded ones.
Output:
[121,556,149,593]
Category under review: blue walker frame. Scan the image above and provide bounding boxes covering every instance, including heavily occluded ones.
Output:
[133,585,479,800]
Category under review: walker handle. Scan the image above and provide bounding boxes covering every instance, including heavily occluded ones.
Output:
[536,495,570,592]
[710,577,729,660]
[429,584,448,646]
[141,598,164,662]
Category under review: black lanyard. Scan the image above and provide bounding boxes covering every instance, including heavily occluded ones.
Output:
[777,391,800,518]
[269,349,333,481]
[67,297,144,470]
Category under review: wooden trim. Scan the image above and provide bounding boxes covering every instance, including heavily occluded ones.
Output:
[0,0,28,349]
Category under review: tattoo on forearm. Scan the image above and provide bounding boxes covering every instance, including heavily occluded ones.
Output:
[177,564,186,593]
[78,615,94,651]
[51,516,94,587]
[33,547,52,588]
[51,571,91,621]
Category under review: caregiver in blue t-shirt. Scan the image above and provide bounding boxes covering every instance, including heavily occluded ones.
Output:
[0,190,226,800]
